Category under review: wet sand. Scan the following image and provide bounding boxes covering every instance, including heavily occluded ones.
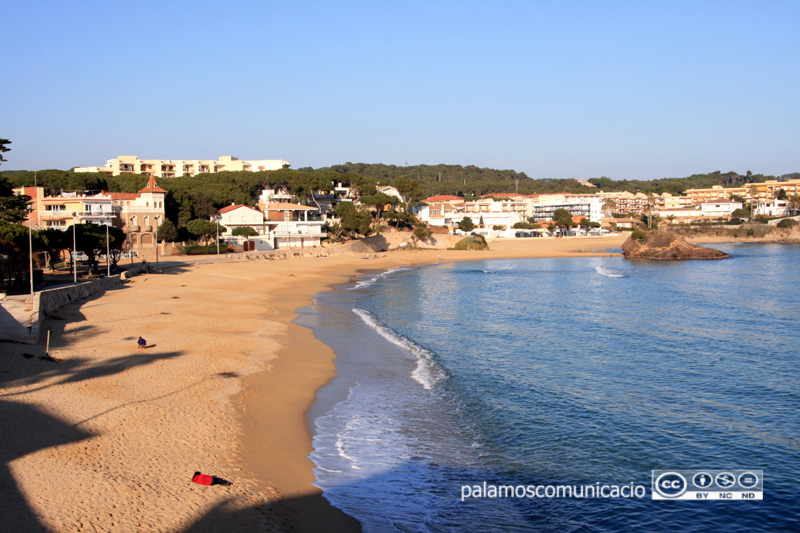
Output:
[0,235,625,531]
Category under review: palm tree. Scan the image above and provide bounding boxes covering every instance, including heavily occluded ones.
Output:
[602,198,616,218]
[749,185,759,221]
[645,193,656,228]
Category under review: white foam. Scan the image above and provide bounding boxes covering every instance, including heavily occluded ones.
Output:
[353,307,446,390]
[595,265,628,278]
[348,267,411,290]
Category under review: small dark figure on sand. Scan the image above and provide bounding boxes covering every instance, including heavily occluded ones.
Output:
[137,337,146,349]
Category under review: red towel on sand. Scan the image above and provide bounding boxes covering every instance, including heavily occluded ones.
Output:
[192,473,213,486]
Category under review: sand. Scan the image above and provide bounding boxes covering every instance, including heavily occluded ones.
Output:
[0,235,625,532]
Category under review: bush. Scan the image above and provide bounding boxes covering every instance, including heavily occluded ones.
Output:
[777,218,798,228]
[746,229,755,237]
[630,228,648,243]
[183,244,232,255]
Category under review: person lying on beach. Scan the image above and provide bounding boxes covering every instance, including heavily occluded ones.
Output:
[137,337,147,349]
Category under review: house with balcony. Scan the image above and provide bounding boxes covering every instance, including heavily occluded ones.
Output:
[108,175,166,257]
[14,186,115,230]
[263,202,326,248]
[217,204,273,251]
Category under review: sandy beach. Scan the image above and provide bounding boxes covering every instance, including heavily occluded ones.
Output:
[0,235,625,532]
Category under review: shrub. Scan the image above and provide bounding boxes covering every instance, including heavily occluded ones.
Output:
[746,229,755,237]
[631,228,648,243]
[449,235,489,250]
[776,219,798,229]
[183,244,232,255]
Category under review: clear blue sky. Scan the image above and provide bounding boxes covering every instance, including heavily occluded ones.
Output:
[3,0,798,180]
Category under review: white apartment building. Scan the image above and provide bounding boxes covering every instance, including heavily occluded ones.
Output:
[75,155,290,177]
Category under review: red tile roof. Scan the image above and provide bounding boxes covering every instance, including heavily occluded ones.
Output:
[138,175,167,194]
[424,195,463,202]
[218,204,262,214]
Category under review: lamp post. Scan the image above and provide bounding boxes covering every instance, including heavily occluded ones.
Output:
[154,215,160,264]
[129,215,135,266]
[105,222,111,277]
[27,205,34,299]
[71,212,78,284]
[214,215,221,256]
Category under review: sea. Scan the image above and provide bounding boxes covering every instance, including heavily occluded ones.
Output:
[295,243,800,532]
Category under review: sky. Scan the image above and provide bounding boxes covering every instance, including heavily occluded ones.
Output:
[2,0,798,180]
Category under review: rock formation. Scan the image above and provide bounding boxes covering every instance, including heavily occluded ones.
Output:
[622,229,730,260]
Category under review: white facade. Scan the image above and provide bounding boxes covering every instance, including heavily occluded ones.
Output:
[75,155,290,177]
[700,199,743,218]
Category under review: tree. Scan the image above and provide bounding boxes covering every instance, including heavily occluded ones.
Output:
[552,208,574,234]
[458,217,475,233]
[186,219,225,244]
[73,223,126,274]
[360,192,399,224]
[602,198,616,217]
[787,194,800,215]
[0,138,10,165]
[644,193,656,228]
[0,176,30,224]
[39,228,70,270]
[394,175,424,205]
[412,224,432,245]
[334,202,372,237]
[775,188,788,201]
[157,219,178,242]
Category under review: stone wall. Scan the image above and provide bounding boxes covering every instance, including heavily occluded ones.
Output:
[32,264,153,342]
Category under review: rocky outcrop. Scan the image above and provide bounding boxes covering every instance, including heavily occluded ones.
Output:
[450,235,490,250]
[622,230,730,260]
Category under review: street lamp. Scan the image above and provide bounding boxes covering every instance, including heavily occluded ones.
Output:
[105,222,111,277]
[27,205,34,299]
[72,212,78,284]
[214,215,221,256]
[153,215,160,264]
[129,215,135,266]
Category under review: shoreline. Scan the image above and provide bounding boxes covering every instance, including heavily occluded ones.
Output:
[235,235,628,531]
[0,236,626,531]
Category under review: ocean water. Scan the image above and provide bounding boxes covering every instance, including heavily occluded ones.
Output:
[297,244,800,532]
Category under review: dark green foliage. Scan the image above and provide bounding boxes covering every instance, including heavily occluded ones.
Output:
[183,244,228,255]
[457,217,475,233]
[776,218,798,228]
[754,215,769,224]
[552,208,574,230]
[412,225,432,242]
[186,219,225,243]
[334,202,373,237]
[232,226,259,237]
[157,219,179,242]
[383,210,415,230]
[513,222,541,229]
[731,207,751,218]
[72,223,126,274]
[0,138,10,165]
[0,176,30,224]
[631,228,649,242]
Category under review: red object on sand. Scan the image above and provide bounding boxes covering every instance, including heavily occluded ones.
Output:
[192,473,213,486]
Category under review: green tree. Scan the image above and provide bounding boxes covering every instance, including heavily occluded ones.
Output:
[74,223,126,274]
[38,227,70,270]
[552,208,574,233]
[157,219,178,242]
[394,175,424,205]
[458,217,475,233]
[0,176,30,224]
[186,219,225,244]
[360,192,399,224]
[0,138,10,165]
[334,202,373,237]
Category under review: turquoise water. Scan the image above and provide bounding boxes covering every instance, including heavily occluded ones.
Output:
[298,244,800,532]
